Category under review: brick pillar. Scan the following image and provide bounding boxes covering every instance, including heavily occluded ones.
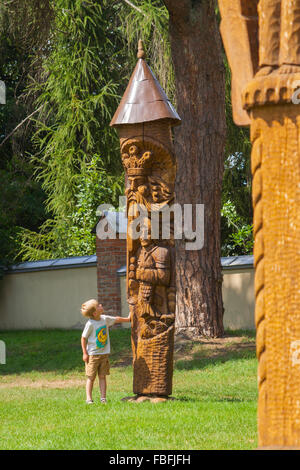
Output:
[96,236,126,317]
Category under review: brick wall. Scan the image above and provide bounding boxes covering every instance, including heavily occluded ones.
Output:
[96,235,126,317]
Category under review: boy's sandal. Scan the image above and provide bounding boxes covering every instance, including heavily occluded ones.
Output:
[100,398,107,404]
[86,399,94,404]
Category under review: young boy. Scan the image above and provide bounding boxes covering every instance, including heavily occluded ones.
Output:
[81,299,131,404]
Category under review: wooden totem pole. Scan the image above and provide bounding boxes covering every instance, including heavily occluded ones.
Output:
[110,41,181,401]
[219,0,300,448]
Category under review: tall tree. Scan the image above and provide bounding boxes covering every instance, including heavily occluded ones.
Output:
[163,0,226,337]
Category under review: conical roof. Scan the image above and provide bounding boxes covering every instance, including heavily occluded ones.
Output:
[110,43,180,127]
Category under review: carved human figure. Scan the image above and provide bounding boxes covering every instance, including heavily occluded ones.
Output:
[257,0,300,76]
[123,145,174,214]
[133,222,175,339]
[124,154,176,398]
[219,0,300,124]
[123,144,152,213]
[126,175,150,208]
[128,219,175,397]
[120,140,176,397]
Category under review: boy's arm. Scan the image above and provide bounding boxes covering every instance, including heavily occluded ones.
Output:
[81,336,89,363]
[114,313,131,324]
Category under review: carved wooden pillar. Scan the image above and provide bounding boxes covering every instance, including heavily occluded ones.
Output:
[219,0,300,448]
[110,41,181,400]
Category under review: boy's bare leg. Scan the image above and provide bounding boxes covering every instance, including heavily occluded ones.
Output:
[98,375,107,399]
[86,378,94,402]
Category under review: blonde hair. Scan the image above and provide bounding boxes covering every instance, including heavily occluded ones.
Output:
[81,299,98,319]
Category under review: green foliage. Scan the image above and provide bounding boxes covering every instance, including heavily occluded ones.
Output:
[0,157,46,265]
[17,0,126,260]
[121,0,174,101]
[0,0,254,263]
[0,1,52,265]
[221,200,253,256]
[221,59,253,256]
[15,0,174,262]
[19,154,124,260]
[31,0,124,213]
[68,155,123,255]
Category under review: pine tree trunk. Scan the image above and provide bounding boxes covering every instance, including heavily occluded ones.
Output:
[164,0,226,337]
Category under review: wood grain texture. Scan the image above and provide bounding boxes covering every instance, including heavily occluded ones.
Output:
[219,0,300,448]
[121,132,176,397]
[251,105,300,447]
[111,47,180,396]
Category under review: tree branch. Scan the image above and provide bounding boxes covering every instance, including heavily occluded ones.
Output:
[0,105,43,148]
[123,0,146,17]
[122,0,165,44]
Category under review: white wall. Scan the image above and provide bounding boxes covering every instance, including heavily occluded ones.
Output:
[0,265,255,331]
[119,267,255,331]
[0,267,97,330]
[222,268,255,330]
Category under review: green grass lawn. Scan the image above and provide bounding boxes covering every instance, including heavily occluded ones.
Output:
[0,328,257,450]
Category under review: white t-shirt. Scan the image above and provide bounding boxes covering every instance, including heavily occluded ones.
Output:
[82,315,116,355]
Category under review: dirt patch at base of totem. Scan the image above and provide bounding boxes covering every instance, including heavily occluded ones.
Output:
[0,377,85,389]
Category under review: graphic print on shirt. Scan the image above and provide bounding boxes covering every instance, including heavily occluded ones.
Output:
[96,325,107,349]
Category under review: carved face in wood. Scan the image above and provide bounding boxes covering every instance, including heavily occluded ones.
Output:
[139,218,153,247]
[126,176,150,206]
[149,176,173,205]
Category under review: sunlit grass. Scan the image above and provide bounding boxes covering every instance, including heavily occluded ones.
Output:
[0,329,257,450]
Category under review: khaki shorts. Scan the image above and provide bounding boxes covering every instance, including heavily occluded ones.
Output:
[85,354,110,380]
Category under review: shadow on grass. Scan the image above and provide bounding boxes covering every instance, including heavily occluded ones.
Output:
[175,396,246,403]
[0,328,132,376]
[174,346,256,371]
[173,328,256,371]
[0,328,255,376]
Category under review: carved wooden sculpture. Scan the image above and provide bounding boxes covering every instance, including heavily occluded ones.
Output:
[219,0,300,448]
[110,41,181,401]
